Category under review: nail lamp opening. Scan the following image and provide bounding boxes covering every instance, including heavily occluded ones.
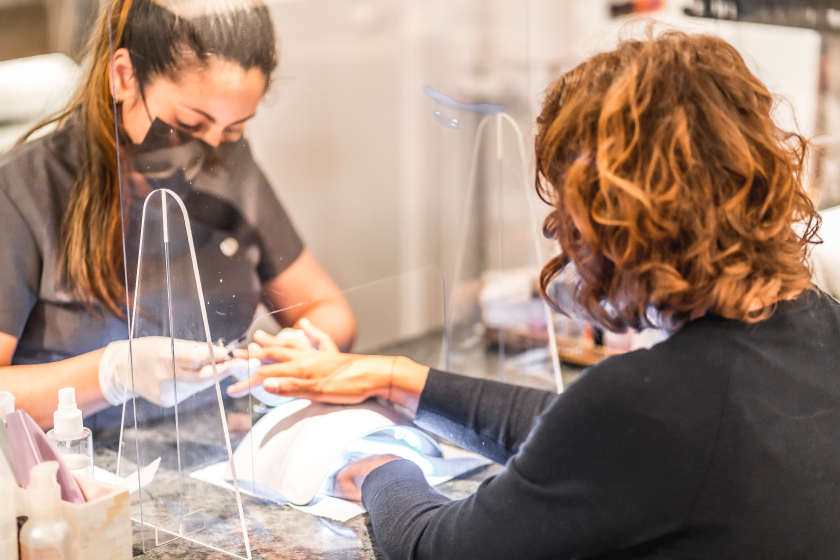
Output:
[224,398,442,505]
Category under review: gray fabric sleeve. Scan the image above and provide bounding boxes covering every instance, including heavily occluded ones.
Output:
[233,141,304,282]
[0,188,40,339]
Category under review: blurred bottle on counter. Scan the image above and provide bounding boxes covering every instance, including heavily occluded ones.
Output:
[19,462,73,560]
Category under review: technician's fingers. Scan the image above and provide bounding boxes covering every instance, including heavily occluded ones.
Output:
[253,329,312,351]
[196,359,240,380]
[173,339,229,370]
[237,344,302,363]
[298,318,340,354]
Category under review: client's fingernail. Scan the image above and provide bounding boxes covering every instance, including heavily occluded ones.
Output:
[299,318,311,327]
[264,379,279,391]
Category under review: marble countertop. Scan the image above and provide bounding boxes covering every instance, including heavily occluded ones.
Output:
[127,461,504,560]
[106,331,581,559]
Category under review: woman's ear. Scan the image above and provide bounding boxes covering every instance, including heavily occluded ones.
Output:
[109,48,139,105]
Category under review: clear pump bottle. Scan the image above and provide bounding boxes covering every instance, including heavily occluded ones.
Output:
[46,389,93,477]
[19,462,73,560]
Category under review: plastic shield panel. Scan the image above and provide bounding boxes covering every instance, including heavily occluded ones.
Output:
[117,189,251,558]
[442,114,563,393]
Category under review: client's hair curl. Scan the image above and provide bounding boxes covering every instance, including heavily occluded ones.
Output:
[536,30,820,331]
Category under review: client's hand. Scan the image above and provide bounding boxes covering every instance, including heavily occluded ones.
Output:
[327,454,403,502]
[226,319,430,411]
[99,337,231,408]
[226,346,390,405]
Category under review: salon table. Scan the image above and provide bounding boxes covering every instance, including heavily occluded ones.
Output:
[96,331,582,559]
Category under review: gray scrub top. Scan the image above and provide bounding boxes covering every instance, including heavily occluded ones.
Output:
[0,118,304,366]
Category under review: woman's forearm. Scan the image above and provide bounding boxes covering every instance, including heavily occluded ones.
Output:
[0,349,110,429]
[263,250,358,351]
[292,297,356,352]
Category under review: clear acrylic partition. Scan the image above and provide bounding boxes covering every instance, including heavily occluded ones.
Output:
[115,177,446,555]
[116,182,446,557]
[438,109,563,392]
[117,189,251,558]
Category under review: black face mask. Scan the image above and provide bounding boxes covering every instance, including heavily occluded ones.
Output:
[123,118,212,260]
[128,117,209,200]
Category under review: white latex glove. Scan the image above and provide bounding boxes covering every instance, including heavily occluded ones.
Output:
[99,337,232,408]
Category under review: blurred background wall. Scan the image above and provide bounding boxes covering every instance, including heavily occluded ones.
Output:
[0,0,830,350]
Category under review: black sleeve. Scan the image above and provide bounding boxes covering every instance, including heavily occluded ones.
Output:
[414,369,557,464]
[363,349,725,560]
[0,188,40,338]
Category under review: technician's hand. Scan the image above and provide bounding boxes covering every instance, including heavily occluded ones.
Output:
[252,318,340,354]
[327,454,403,502]
[99,337,231,408]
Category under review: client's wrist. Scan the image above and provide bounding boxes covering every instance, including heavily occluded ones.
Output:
[368,356,429,412]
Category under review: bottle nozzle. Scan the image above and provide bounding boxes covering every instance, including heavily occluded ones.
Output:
[58,388,75,410]
[53,388,83,437]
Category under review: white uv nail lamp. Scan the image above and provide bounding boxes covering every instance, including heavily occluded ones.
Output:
[224,398,442,506]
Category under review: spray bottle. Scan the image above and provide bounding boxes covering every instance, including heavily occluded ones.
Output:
[19,461,73,560]
[46,388,93,477]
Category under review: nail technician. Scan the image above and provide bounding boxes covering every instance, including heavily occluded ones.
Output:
[233,33,840,559]
[0,0,355,429]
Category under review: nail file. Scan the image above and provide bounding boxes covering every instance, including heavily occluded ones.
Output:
[6,410,85,503]
[222,334,248,356]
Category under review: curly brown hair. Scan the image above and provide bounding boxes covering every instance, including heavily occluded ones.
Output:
[536,30,820,332]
